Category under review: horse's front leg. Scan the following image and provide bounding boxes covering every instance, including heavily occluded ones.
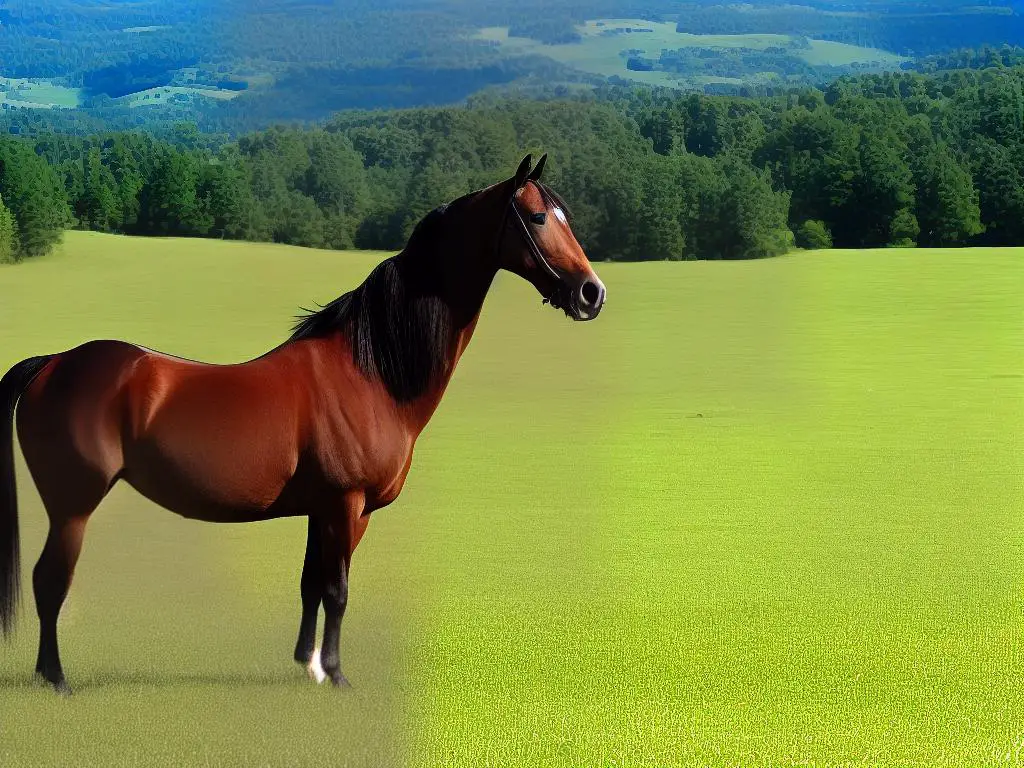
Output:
[294,516,326,683]
[317,492,367,689]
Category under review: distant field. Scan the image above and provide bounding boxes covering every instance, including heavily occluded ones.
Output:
[1,232,1022,766]
[0,78,83,109]
[119,85,245,105]
[0,75,244,112]
[477,19,908,87]
[800,38,905,66]
[0,76,244,111]
[121,26,172,34]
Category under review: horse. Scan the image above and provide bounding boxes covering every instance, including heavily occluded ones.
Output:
[0,154,606,695]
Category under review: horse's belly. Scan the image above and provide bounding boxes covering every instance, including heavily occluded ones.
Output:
[122,436,299,523]
[120,360,306,523]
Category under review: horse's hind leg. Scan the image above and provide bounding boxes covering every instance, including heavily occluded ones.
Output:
[29,465,109,696]
[33,514,93,695]
[293,516,325,682]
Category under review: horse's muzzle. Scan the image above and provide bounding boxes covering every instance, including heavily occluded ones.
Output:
[575,274,606,321]
[545,273,606,321]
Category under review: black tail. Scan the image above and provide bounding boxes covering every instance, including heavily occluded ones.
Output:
[1,355,53,638]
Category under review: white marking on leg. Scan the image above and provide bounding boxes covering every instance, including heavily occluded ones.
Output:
[308,646,327,684]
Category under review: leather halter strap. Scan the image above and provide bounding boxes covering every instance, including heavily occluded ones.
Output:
[496,185,561,286]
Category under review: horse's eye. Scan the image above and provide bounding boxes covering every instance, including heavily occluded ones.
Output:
[530,212,547,226]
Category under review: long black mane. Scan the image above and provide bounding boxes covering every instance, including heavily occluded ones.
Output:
[289,203,458,403]
[288,179,565,402]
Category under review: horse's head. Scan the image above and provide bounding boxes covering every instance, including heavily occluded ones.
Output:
[495,155,606,321]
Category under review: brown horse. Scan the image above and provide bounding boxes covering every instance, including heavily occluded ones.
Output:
[0,154,605,694]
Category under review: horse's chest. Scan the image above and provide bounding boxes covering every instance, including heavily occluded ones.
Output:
[309,413,413,504]
[333,435,414,513]
[367,448,415,511]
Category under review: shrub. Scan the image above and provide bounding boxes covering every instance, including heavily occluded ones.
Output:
[795,219,833,250]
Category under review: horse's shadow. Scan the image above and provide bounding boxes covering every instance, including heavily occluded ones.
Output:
[0,668,321,693]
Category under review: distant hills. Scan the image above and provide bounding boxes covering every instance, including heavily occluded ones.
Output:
[2,0,1024,132]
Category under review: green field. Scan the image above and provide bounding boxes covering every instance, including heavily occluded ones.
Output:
[0,78,84,110]
[477,19,907,88]
[1,232,1022,767]
[122,26,172,34]
[0,77,242,112]
[119,86,244,106]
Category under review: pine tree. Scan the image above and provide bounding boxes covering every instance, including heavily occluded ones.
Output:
[0,194,19,264]
[914,146,984,246]
[0,138,71,258]
[78,147,121,232]
[634,154,686,260]
[970,138,1024,244]
[138,150,212,236]
[852,131,915,247]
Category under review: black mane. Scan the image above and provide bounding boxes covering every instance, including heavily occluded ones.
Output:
[289,203,456,402]
[288,180,566,403]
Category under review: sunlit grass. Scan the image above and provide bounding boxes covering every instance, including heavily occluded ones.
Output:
[402,247,1024,766]
[1,234,1022,766]
[475,20,906,88]
[0,77,84,109]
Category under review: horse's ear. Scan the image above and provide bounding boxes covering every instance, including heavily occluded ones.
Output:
[528,154,547,182]
[513,154,533,191]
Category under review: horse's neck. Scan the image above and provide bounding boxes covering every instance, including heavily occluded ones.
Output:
[399,232,497,435]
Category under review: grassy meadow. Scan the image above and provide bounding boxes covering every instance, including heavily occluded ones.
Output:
[117,85,245,108]
[1,232,1022,767]
[0,77,84,110]
[476,20,906,88]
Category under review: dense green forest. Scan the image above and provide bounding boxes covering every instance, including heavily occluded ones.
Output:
[3,62,1024,264]
[627,42,855,84]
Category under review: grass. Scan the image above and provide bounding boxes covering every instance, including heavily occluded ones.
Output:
[476,19,907,88]
[0,77,239,112]
[1,232,1023,767]
[121,26,172,34]
[800,39,906,67]
[0,77,84,109]
[119,86,244,106]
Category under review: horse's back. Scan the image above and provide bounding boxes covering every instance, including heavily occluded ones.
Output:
[16,336,416,522]
[16,340,308,522]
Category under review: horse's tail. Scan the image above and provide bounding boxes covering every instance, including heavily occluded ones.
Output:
[1,355,53,638]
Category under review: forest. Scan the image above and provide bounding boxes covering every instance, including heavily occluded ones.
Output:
[2,62,1024,264]
[628,43,855,85]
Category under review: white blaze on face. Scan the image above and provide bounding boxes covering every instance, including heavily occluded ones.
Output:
[553,207,568,225]
[308,646,327,684]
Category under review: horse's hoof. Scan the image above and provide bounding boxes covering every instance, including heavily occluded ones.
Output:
[329,671,351,689]
[35,671,72,696]
[37,676,71,696]
[306,647,327,685]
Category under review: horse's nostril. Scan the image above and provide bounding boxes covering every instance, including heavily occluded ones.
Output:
[580,279,600,307]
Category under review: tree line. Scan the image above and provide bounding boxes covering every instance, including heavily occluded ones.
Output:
[4,62,1024,263]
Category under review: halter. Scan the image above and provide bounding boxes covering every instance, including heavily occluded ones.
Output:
[497,185,562,288]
